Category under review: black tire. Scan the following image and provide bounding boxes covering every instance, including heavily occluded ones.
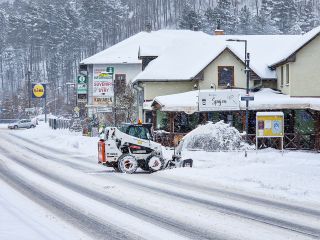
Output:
[112,162,121,172]
[14,125,18,129]
[30,125,35,128]
[118,154,138,174]
[146,155,164,172]
[139,161,150,172]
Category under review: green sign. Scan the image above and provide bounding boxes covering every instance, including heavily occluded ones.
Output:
[77,83,87,94]
[106,67,114,74]
[77,75,87,84]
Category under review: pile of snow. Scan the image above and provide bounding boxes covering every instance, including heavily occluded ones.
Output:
[182,121,253,151]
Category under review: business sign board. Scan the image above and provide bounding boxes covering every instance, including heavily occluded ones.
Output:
[77,75,87,84]
[198,91,240,111]
[77,75,87,94]
[77,94,87,103]
[93,67,114,97]
[32,83,46,99]
[96,107,113,113]
[77,83,87,94]
[93,97,113,106]
[256,112,284,138]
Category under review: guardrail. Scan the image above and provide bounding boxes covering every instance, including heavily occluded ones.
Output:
[0,119,19,124]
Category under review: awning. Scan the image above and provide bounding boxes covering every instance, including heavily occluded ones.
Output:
[150,88,320,114]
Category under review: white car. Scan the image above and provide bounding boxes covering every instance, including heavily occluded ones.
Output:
[8,119,36,129]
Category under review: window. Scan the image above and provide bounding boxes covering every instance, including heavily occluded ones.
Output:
[218,66,234,87]
[280,66,284,87]
[115,74,126,94]
[286,64,290,85]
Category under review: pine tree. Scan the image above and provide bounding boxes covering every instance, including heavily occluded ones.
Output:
[237,5,253,34]
[272,0,298,33]
[299,0,318,33]
[211,0,237,34]
[252,0,280,34]
[178,2,202,30]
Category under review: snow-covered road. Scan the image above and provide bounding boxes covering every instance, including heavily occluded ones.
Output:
[0,125,320,240]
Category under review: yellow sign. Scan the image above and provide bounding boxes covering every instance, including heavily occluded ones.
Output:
[256,112,284,137]
[32,84,45,98]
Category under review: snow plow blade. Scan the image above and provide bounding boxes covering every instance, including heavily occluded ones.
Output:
[181,159,193,167]
[164,158,193,169]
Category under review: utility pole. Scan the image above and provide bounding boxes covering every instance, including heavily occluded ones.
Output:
[27,70,31,108]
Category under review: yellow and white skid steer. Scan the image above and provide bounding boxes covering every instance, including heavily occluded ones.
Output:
[98,123,192,174]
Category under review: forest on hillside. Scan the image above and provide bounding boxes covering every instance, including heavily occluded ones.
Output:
[0,0,319,117]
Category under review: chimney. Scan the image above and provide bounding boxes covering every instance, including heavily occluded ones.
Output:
[214,19,224,35]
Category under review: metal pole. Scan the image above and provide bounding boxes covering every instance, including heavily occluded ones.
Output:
[113,75,116,126]
[27,71,31,108]
[245,50,250,157]
[45,93,47,123]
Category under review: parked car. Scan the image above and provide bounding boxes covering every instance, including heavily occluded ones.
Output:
[8,119,36,129]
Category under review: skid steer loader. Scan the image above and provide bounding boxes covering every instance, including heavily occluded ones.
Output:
[98,123,192,174]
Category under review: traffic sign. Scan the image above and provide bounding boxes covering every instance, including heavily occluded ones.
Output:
[74,106,80,113]
[241,95,255,101]
[106,67,114,74]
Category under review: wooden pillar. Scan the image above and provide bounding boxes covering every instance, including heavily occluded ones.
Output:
[152,110,157,129]
[169,112,174,133]
[315,111,320,151]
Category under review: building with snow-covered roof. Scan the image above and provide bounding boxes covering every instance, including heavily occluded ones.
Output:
[270,26,320,97]
[79,29,209,120]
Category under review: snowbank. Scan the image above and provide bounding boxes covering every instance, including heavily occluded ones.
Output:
[182,121,253,151]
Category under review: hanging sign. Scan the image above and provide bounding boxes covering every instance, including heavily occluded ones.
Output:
[198,91,240,111]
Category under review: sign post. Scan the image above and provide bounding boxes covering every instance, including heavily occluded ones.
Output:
[32,83,47,122]
[77,75,88,103]
[256,112,284,152]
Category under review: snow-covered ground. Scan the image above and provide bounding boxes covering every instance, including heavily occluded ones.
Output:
[7,122,320,204]
[1,122,320,239]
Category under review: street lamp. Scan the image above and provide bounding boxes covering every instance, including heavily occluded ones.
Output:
[226,39,251,156]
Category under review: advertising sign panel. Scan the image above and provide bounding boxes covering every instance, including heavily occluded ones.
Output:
[32,83,46,99]
[93,97,113,106]
[77,94,87,103]
[93,67,114,97]
[198,91,240,111]
[256,112,284,137]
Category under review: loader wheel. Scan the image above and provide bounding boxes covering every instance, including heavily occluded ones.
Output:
[146,155,164,172]
[112,162,120,172]
[118,154,138,174]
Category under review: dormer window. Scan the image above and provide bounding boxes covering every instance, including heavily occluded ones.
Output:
[218,66,234,87]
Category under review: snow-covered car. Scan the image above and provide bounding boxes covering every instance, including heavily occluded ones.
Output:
[8,119,36,129]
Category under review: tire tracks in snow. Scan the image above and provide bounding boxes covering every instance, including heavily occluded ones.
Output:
[0,161,139,240]
[0,138,228,240]
[6,133,320,239]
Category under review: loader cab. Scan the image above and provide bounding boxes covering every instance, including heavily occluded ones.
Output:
[119,123,153,140]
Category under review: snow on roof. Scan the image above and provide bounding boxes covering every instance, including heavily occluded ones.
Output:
[270,26,320,67]
[151,88,320,114]
[134,34,300,82]
[80,30,209,65]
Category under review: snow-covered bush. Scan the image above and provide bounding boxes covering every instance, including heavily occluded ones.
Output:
[182,121,253,151]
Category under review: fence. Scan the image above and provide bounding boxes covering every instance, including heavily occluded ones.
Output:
[247,133,320,151]
[48,118,71,130]
[154,131,320,152]
[0,119,19,124]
